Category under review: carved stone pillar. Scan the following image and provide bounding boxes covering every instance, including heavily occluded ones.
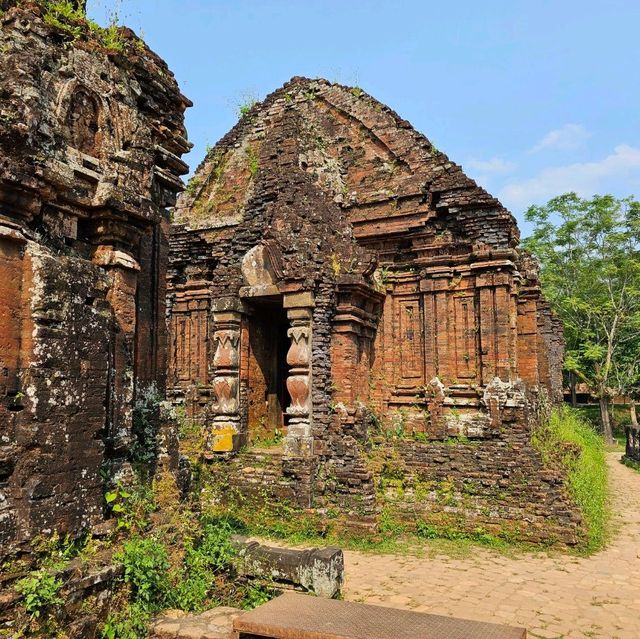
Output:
[210,306,242,453]
[92,244,140,483]
[283,292,314,457]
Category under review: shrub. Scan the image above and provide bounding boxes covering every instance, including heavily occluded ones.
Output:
[118,537,171,613]
[15,569,64,618]
[197,516,237,571]
[532,405,609,552]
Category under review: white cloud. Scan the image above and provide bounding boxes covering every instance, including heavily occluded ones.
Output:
[499,144,640,211]
[529,123,591,154]
[466,157,516,174]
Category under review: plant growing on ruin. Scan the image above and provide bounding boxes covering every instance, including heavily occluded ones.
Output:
[246,145,259,176]
[185,174,203,196]
[345,256,359,273]
[38,0,129,52]
[15,569,64,619]
[532,406,608,552]
[236,94,258,118]
[41,0,84,38]
[331,253,342,275]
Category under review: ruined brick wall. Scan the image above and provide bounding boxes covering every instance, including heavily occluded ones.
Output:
[373,435,581,545]
[169,77,573,541]
[0,3,190,558]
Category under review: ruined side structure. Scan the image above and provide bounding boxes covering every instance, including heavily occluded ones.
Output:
[0,3,190,558]
[169,78,576,543]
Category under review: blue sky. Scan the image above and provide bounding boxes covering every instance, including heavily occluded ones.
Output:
[88,0,640,234]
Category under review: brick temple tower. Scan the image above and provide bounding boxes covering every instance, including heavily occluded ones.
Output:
[168,78,576,544]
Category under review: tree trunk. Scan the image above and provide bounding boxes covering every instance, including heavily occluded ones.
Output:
[599,396,614,444]
[631,401,638,429]
[570,372,577,407]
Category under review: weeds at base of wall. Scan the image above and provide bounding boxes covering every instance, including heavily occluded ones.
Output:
[532,405,609,554]
[204,488,549,559]
[200,406,603,557]
[9,473,277,639]
[198,459,555,559]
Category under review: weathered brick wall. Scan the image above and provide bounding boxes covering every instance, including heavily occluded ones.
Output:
[169,94,376,508]
[374,432,581,545]
[0,3,190,558]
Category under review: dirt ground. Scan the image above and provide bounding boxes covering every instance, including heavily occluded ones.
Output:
[342,452,640,639]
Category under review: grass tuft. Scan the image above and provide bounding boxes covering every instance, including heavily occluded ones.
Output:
[532,405,609,553]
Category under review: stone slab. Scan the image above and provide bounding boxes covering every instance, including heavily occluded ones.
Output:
[233,537,343,598]
[233,592,526,639]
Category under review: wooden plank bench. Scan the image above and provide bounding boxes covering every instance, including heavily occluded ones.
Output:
[233,592,526,639]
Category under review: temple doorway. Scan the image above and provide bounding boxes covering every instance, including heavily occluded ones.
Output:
[246,299,290,445]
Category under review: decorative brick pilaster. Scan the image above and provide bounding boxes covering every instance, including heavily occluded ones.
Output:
[283,293,314,457]
[210,309,242,452]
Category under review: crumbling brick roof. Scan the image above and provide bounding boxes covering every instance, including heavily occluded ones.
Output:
[176,77,519,257]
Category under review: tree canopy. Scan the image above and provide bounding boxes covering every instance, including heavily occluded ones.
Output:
[523,193,640,442]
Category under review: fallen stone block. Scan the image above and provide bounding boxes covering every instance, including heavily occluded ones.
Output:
[232,536,343,598]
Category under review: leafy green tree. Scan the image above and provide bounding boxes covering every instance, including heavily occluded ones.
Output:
[523,193,640,443]
[613,322,640,428]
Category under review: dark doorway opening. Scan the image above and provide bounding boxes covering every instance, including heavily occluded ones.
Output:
[246,299,290,446]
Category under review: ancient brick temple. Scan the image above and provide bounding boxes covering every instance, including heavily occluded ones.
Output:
[0,3,190,558]
[169,78,576,542]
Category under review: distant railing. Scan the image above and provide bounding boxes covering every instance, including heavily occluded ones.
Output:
[625,426,640,462]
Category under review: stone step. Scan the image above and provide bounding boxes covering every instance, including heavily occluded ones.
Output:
[150,607,241,639]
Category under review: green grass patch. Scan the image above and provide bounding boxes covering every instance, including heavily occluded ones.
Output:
[532,406,609,553]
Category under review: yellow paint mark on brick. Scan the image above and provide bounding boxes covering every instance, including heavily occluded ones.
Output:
[210,426,235,452]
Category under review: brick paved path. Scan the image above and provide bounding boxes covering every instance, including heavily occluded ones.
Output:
[343,453,640,639]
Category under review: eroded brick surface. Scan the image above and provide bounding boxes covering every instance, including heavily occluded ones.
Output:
[0,2,190,558]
